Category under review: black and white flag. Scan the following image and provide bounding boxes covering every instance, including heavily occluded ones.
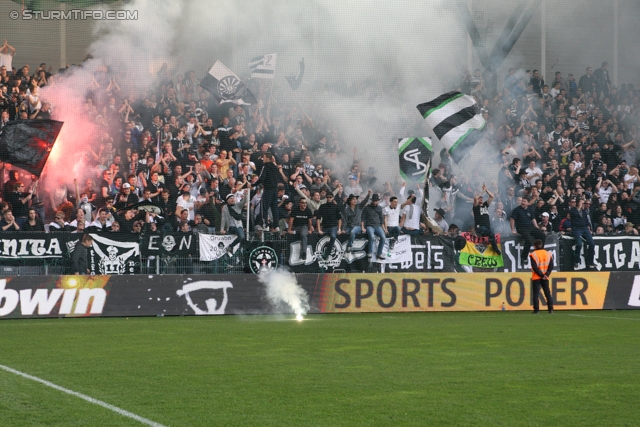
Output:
[88,233,139,275]
[248,54,277,79]
[199,234,239,261]
[200,61,258,105]
[417,91,485,163]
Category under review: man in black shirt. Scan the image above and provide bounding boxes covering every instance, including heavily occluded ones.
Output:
[510,197,546,266]
[288,198,313,261]
[6,182,32,227]
[473,183,500,255]
[315,192,341,259]
[253,153,280,231]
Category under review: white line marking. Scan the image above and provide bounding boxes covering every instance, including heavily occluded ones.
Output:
[568,314,640,321]
[0,363,166,427]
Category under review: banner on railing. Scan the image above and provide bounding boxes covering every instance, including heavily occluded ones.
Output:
[558,235,640,271]
[198,234,239,261]
[141,233,198,257]
[0,232,65,260]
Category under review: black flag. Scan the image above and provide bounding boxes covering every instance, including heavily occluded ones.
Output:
[200,61,257,105]
[0,119,63,177]
[286,58,305,91]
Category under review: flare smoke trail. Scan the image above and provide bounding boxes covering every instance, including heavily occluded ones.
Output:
[258,268,310,320]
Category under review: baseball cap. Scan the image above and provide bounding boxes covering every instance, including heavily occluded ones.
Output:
[542,212,549,217]
[122,183,131,189]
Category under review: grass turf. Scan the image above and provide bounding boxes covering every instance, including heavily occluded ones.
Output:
[0,311,639,426]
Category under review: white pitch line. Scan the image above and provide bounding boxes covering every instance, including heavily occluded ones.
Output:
[568,314,640,321]
[0,364,166,427]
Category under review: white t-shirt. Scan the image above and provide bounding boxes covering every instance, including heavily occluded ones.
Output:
[623,173,638,190]
[401,204,421,230]
[598,185,613,204]
[176,195,196,220]
[0,53,12,70]
[383,205,401,227]
[525,166,543,186]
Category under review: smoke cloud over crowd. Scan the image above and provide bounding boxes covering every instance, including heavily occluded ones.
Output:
[40,0,469,192]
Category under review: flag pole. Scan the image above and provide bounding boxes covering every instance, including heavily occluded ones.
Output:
[245,185,251,241]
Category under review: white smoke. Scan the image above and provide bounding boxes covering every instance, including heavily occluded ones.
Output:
[258,268,310,320]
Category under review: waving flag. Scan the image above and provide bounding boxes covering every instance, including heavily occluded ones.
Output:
[286,58,305,90]
[248,54,277,79]
[200,61,257,105]
[417,91,485,163]
[397,137,437,233]
[0,119,63,177]
[398,137,432,183]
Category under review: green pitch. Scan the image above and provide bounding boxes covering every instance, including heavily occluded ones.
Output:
[1,311,639,426]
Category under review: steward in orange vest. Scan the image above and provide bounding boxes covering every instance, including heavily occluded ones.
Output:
[529,239,554,314]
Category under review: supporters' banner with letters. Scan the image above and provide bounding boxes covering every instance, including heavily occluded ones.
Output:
[417,91,485,163]
[287,234,455,273]
[0,232,65,261]
[141,233,198,257]
[199,234,239,261]
[499,234,558,272]
[558,235,640,272]
[0,120,64,177]
[459,232,504,268]
[200,61,258,105]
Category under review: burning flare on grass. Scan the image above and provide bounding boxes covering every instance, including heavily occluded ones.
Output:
[259,268,310,320]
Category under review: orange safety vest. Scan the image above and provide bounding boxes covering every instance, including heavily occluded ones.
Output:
[530,249,551,280]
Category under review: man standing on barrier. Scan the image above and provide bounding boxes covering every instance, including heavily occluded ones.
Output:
[473,182,501,255]
[529,239,554,314]
[510,196,546,266]
[253,153,280,232]
[288,197,314,261]
[361,193,385,261]
[315,192,341,260]
[569,198,596,270]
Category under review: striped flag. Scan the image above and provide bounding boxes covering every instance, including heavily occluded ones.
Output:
[417,91,485,163]
[248,54,277,79]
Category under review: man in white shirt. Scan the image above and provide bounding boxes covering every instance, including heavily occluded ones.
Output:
[623,166,639,191]
[525,161,543,187]
[400,194,423,235]
[383,196,401,251]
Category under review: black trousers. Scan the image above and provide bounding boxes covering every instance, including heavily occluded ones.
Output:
[532,279,553,312]
[518,228,546,261]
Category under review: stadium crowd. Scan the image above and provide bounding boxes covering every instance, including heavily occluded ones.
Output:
[0,40,639,266]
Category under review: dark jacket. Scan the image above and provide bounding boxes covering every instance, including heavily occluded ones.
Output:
[342,193,370,229]
[71,243,89,274]
[254,162,279,190]
[362,203,384,228]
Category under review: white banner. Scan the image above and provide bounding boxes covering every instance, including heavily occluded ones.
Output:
[198,234,238,261]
